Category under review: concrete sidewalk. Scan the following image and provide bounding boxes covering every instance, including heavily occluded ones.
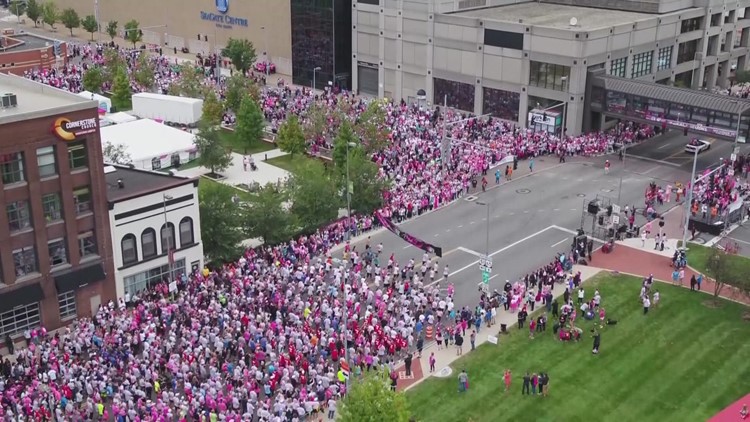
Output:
[176,148,290,188]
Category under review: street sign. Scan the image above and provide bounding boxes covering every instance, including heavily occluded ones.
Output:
[611,215,620,225]
[482,271,490,284]
[734,146,741,155]
[479,256,492,273]
[731,153,737,162]
[612,204,621,215]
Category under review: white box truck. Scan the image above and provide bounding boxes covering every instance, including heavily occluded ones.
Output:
[131,93,203,125]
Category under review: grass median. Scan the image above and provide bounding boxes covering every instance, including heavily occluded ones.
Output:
[407,273,750,422]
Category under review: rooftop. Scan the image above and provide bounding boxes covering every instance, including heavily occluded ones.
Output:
[0,33,56,52]
[451,2,655,30]
[105,165,197,203]
[0,73,96,125]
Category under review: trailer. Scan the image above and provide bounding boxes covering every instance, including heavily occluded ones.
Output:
[131,93,203,126]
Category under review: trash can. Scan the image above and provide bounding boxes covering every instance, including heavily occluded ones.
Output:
[500,323,507,334]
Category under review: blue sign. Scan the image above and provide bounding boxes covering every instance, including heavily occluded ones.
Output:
[200,0,248,28]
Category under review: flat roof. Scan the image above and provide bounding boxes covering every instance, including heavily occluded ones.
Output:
[451,2,655,30]
[133,92,203,105]
[105,165,196,203]
[1,34,55,51]
[0,73,96,125]
[99,119,196,162]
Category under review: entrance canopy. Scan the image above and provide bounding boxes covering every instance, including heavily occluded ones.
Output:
[589,71,750,142]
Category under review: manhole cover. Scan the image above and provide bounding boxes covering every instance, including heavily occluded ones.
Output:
[465,196,477,201]
[601,188,614,193]
[560,195,569,200]
[577,194,586,197]
[516,189,531,194]
[435,367,453,378]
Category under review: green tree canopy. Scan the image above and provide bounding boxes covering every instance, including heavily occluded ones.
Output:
[106,20,118,41]
[25,0,41,27]
[168,64,208,98]
[60,8,79,36]
[194,121,232,176]
[276,115,306,158]
[346,153,388,215]
[234,95,265,154]
[102,141,132,165]
[81,67,104,93]
[81,15,98,40]
[110,67,132,111]
[199,181,246,265]
[10,1,27,20]
[356,99,391,154]
[224,74,258,112]
[41,1,58,29]
[242,185,297,245]
[133,53,155,90]
[332,121,360,175]
[201,90,224,126]
[302,103,331,144]
[706,247,746,301]
[123,19,142,48]
[288,161,339,234]
[339,372,411,422]
[221,38,257,74]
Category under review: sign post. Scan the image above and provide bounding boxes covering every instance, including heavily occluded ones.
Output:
[479,255,492,288]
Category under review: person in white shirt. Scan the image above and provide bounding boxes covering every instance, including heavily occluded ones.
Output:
[652,290,660,308]
[643,296,651,315]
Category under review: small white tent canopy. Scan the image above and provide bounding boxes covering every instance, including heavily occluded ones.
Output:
[76,91,112,113]
[99,119,198,170]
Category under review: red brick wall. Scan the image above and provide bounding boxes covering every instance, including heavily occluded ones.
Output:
[0,41,69,76]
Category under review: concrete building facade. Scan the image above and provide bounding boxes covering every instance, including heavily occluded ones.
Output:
[0,73,116,344]
[352,0,750,135]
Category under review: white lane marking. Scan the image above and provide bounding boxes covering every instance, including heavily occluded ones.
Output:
[553,208,560,211]
[426,226,559,287]
[470,221,476,224]
[457,225,464,228]
[509,212,515,215]
[402,245,411,250]
[657,143,672,150]
[445,229,451,232]
[523,210,529,213]
[457,246,483,257]
[570,208,577,211]
[625,154,682,167]
[551,238,569,248]
[643,166,660,174]
[434,234,439,237]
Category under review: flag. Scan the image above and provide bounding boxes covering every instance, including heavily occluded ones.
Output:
[375,211,442,257]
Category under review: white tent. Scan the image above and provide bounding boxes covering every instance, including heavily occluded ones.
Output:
[100,119,198,170]
[76,91,112,113]
[103,112,137,125]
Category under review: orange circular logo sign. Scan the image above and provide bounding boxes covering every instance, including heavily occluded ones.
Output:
[52,117,97,141]
[52,117,76,141]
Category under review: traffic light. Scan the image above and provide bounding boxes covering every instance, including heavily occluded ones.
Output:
[683,127,688,136]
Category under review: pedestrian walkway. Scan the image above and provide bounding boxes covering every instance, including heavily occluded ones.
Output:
[176,148,289,188]
[708,392,750,422]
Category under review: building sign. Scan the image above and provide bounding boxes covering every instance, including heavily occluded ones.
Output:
[52,117,97,141]
[200,0,248,29]
[528,112,556,126]
[607,105,737,138]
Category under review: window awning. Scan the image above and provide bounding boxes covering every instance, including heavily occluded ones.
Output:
[0,283,44,313]
[54,263,106,293]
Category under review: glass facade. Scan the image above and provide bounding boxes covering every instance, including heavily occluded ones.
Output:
[434,78,475,112]
[123,258,186,296]
[657,47,673,70]
[482,87,520,122]
[610,57,627,78]
[0,303,40,337]
[291,0,352,90]
[529,61,570,91]
[631,51,653,78]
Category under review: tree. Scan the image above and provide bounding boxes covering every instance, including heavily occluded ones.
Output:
[60,8,80,36]
[356,99,391,153]
[124,19,142,48]
[106,20,118,42]
[110,67,132,111]
[26,0,41,28]
[81,15,98,41]
[194,122,232,176]
[276,115,306,158]
[303,103,331,144]
[221,38,257,75]
[346,153,388,215]
[736,71,750,84]
[339,372,411,422]
[133,53,155,90]
[102,141,132,165]
[199,181,245,265]
[10,0,27,20]
[81,67,104,93]
[234,95,265,154]
[102,48,126,85]
[242,185,296,245]
[168,64,208,98]
[288,161,339,234]
[705,246,744,304]
[41,1,58,29]
[224,74,258,112]
[201,90,224,126]
[332,121,359,175]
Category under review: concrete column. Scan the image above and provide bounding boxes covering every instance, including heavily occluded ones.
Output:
[718,60,730,89]
[395,0,404,101]
[566,97,585,137]
[738,54,748,72]
[474,83,482,115]
[425,2,435,105]
[519,91,529,129]
[706,63,718,90]
[378,8,386,98]
[351,2,358,94]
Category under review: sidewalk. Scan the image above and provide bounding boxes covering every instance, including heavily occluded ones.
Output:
[176,148,290,188]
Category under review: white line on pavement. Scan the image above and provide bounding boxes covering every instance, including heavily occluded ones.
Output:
[625,154,682,168]
[551,237,569,248]
[470,221,475,224]
[727,237,750,246]
[402,245,411,250]
[457,246,484,257]
[457,225,463,228]
[657,143,672,150]
[553,208,560,211]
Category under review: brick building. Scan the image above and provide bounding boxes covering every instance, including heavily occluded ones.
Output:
[0,31,67,76]
[0,73,115,344]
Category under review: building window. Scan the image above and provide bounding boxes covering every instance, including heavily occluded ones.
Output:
[48,238,68,267]
[121,234,138,265]
[57,291,77,320]
[433,78,476,112]
[161,223,176,253]
[179,217,194,247]
[73,187,91,215]
[680,17,702,33]
[631,51,653,78]
[0,303,40,338]
[610,57,627,78]
[151,157,161,170]
[78,232,97,258]
[13,247,38,277]
[123,258,186,296]
[677,40,699,64]
[528,61,571,91]
[1,152,25,185]
[6,200,31,232]
[36,146,57,178]
[67,142,88,170]
[657,46,673,70]
[142,228,157,259]
[42,193,63,222]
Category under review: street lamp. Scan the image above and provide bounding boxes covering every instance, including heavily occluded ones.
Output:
[475,201,491,258]
[261,26,270,79]
[730,100,743,165]
[312,66,321,91]
[163,194,174,281]
[681,149,700,250]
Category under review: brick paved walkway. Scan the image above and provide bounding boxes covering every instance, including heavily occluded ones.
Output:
[708,392,750,422]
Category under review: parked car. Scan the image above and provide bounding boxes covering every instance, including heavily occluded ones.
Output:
[685,138,711,153]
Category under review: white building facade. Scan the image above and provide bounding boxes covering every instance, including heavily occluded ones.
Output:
[352,0,750,135]
[107,167,203,299]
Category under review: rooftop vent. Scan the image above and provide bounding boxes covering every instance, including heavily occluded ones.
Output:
[1,93,17,108]
[117,179,124,189]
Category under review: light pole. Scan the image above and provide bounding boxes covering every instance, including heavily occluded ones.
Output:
[345,141,356,241]
[94,0,99,41]
[162,194,174,281]
[475,201,492,292]
[681,149,699,249]
[261,26,270,79]
[560,76,568,139]
[312,66,321,92]
[730,101,743,165]
[617,143,628,206]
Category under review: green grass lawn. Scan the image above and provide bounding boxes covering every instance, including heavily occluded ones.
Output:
[407,273,750,422]
[265,154,327,175]
[218,129,276,155]
[197,176,254,202]
[682,242,750,275]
